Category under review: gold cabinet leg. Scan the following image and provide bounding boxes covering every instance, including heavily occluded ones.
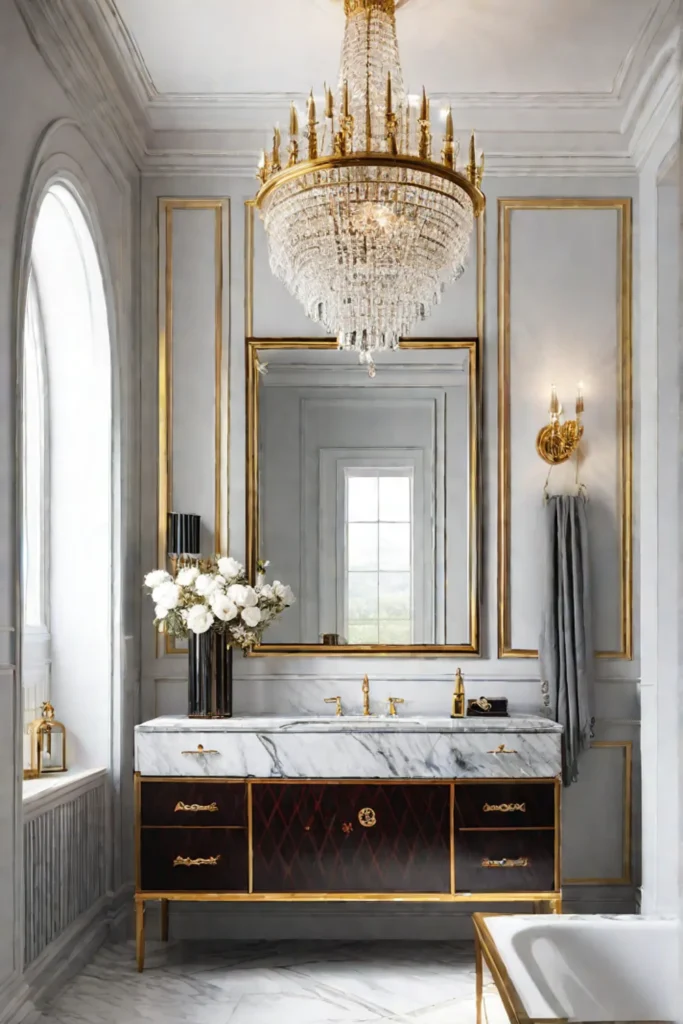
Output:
[135,900,145,972]
[475,933,483,1024]
[160,899,169,942]
[552,896,563,915]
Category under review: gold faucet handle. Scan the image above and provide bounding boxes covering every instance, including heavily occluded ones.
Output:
[324,696,343,716]
[387,697,405,716]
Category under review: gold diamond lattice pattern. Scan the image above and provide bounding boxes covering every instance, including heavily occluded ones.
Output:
[255,0,484,373]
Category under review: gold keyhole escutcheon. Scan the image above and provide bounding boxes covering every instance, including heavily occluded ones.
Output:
[358,807,377,828]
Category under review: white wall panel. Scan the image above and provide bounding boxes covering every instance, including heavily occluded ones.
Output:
[501,200,631,658]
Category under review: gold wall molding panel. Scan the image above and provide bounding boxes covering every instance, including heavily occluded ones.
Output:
[157,198,231,656]
[497,197,632,660]
[563,740,633,886]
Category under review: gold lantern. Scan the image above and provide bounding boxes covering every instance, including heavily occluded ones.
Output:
[25,701,67,778]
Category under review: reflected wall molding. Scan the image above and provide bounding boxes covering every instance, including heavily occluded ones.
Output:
[563,740,633,886]
[157,198,231,656]
[497,197,633,660]
[244,202,485,344]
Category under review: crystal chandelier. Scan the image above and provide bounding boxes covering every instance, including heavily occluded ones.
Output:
[255,0,485,375]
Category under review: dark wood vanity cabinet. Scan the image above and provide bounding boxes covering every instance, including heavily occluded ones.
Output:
[136,776,559,899]
[252,782,451,893]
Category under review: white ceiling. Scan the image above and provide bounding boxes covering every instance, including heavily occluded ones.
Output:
[113,0,659,99]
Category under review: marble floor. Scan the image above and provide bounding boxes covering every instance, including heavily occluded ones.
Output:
[23,939,506,1024]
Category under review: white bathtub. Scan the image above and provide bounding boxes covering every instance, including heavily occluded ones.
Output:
[473,913,678,1023]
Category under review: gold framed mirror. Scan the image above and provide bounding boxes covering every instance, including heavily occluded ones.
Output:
[246,338,480,656]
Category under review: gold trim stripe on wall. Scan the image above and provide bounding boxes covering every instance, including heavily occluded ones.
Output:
[497,197,633,659]
[563,740,633,886]
[157,198,230,657]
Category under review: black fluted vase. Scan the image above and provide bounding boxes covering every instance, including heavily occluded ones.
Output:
[187,631,233,718]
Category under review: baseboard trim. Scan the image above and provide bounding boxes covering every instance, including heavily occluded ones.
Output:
[7,884,133,1024]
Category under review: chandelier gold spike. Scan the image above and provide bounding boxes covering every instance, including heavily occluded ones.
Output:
[254,0,485,373]
[442,107,455,169]
[271,126,282,174]
[385,72,398,155]
[306,91,318,159]
[288,104,299,167]
[418,87,431,160]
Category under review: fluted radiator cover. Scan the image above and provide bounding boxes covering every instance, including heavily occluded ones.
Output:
[24,781,106,965]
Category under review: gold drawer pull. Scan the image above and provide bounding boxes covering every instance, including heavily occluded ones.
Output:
[483,802,526,813]
[173,855,221,868]
[487,744,518,754]
[482,857,529,869]
[174,801,219,813]
[181,744,220,755]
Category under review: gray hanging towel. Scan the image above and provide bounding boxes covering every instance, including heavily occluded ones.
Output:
[539,494,594,784]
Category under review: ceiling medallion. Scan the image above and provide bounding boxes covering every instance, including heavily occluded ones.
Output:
[255,0,485,375]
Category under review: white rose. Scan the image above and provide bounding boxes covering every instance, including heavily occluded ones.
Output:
[145,569,171,589]
[210,592,238,622]
[186,605,214,634]
[280,585,295,606]
[195,573,221,598]
[152,581,180,610]
[155,604,169,619]
[259,583,274,600]
[227,583,257,607]
[217,557,243,580]
[241,605,261,627]
[177,566,200,586]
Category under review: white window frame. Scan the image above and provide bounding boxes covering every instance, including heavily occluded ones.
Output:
[21,271,51,727]
[341,464,418,645]
[318,448,435,644]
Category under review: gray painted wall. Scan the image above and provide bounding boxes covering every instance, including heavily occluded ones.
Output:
[0,3,140,1014]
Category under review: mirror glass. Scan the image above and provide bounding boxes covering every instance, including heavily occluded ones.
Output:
[249,342,478,652]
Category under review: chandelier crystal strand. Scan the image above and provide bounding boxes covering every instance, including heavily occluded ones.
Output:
[256,0,485,375]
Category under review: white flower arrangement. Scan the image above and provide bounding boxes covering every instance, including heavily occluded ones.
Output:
[144,557,294,650]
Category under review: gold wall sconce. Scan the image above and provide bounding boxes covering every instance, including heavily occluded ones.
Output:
[536,383,584,465]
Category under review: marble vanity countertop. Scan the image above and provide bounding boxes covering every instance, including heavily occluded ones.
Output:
[135,714,562,779]
[136,713,562,734]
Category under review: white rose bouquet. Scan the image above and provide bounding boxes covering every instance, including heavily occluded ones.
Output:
[144,557,294,651]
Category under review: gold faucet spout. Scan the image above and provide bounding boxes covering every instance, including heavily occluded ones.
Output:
[451,668,465,718]
[362,674,370,716]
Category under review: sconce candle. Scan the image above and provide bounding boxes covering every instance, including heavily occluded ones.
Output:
[536,384,585,466]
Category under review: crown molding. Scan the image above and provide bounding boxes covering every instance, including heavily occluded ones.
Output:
[141,146,636,180]
[14,0,681,179]
[622,15,682,171]
[14,0,148,172]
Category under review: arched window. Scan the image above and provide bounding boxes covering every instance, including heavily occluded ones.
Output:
[21,182,112,769]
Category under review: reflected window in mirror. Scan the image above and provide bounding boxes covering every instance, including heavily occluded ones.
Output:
[345,469,415,645]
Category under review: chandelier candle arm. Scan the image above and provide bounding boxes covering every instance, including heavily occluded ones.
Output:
[254,0,485,373]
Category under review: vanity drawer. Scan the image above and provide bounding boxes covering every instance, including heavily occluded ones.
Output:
[140,781,246,827]
[455,830,555,893]
[455,783,555,829]
[139,828,248,893]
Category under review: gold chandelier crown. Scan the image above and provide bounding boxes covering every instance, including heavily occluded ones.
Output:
[255,0,485,374]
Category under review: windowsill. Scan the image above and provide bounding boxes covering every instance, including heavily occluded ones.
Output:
[23,766,107,815]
